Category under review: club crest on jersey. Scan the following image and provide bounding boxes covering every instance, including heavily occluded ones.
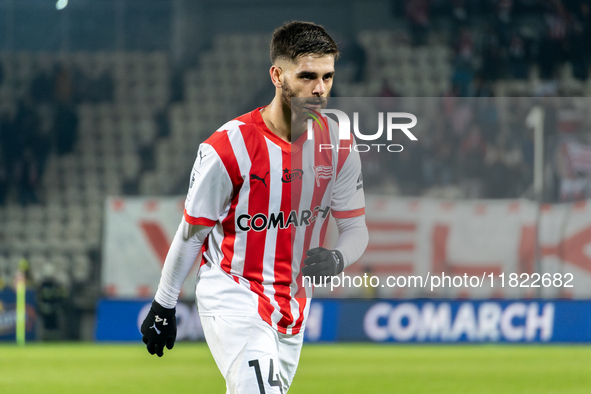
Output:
[281,168,304,183]
[237,205,331,232]
[313,165,333,186]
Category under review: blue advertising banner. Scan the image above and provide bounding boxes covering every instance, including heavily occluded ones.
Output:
[336,299,572,343]
[95,298,340,342]
[0,289,37,341]
[95,298,591,343]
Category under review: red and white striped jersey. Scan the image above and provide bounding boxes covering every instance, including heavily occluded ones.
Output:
[185,107,365,334]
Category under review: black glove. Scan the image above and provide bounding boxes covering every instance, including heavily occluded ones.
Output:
[302,247,344,280]
[141,300,177,357]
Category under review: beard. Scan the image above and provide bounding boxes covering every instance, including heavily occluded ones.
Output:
[282,79,301,125]
[282,78,329,129]
[281,77,295,111]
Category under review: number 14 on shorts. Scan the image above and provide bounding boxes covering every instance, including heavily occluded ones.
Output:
[248,359,283,394]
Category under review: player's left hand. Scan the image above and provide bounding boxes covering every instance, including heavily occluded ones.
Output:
[302,247,344,279]
[140,300,177,357]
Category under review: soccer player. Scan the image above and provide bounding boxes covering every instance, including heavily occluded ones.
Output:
[141,21,368,393]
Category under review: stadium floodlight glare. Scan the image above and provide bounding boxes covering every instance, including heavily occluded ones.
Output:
[56,0,68,10]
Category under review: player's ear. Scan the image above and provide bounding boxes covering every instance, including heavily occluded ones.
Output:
[270,65,282,89]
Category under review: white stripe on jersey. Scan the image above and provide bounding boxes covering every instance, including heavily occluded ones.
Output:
[262,138,285,330]
[226,124,250,279]
[217,120,245,133]
[289,139,315,331]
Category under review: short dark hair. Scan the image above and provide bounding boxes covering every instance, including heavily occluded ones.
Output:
[270,21,339,64]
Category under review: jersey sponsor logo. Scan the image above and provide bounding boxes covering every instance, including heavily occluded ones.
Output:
[313,165,333,186]
[198,148,206,165]
[237,205,331,232]
[281,168,304,183]
[250,171,269,187]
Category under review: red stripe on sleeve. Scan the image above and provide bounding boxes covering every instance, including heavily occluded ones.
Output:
[183,210,217,226]
[332,207,366,218]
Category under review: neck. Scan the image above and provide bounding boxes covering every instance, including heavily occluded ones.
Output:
[261,95,292,142]
[261,95,308,144]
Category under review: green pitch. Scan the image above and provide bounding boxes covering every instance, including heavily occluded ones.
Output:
[1,343,591,393]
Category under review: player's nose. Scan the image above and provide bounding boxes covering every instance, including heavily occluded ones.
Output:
[312,79,326,96]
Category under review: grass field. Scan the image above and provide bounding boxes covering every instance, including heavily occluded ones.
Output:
[1,343,591,393]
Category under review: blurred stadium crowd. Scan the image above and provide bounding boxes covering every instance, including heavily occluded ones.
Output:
[0,0,590,338]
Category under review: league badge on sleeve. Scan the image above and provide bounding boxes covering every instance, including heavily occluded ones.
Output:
[186,168,201,202]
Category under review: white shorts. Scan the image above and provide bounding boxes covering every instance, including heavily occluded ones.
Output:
[201,314,304,394]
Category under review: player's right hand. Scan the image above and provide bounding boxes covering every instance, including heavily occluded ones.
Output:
[140,300,177,357]
[302,247,344,279]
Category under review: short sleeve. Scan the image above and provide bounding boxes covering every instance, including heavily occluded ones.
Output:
[184,143,234,226]
[331,141,366,219]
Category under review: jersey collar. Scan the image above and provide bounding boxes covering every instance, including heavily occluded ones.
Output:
[251,107,307,153]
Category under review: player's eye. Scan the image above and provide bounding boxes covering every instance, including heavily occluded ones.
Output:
[298,73,316,80]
